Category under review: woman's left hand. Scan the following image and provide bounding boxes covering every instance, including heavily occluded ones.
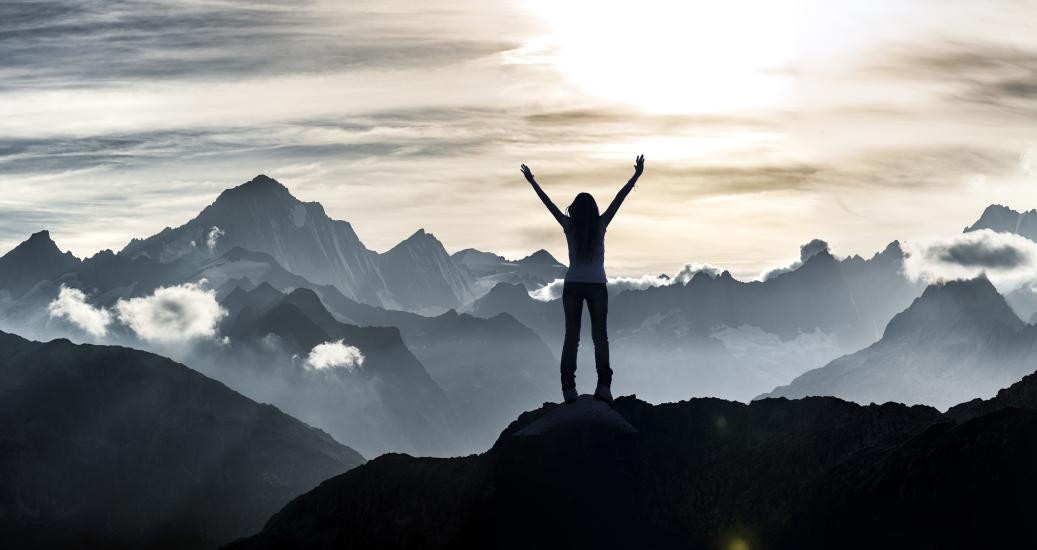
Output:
[520,164,536,183]
[633,154,645,177]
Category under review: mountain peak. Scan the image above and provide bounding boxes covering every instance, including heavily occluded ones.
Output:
[26,229,52,242]
[0,230,80,296]
[883,276,1023,339]
[13,229,60,253]
[210,175,297,210]
[244,174,288,190]
[390,228,444,251]
[965,203,1037,238]
[516,249,562,266]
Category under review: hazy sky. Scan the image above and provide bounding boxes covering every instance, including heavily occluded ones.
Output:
[1,0,1035,279]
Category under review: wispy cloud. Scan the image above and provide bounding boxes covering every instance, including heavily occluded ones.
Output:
[1,0,1036,280]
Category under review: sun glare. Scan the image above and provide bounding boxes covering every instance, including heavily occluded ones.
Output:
[530,0,804,114]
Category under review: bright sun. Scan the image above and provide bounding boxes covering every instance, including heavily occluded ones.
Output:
[531,0,803,114]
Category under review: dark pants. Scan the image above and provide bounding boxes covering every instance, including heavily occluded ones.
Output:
[560,281,611,391]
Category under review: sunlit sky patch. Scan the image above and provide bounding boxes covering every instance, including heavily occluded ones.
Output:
[1,0,1034,279]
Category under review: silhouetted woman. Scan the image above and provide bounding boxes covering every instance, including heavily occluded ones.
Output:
[520,155,645,404]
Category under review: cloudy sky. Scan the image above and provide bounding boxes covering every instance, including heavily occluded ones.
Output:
[1,0,1035,279]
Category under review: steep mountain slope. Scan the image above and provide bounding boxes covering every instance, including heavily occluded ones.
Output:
[453,247,566,293]
[379,229,476,313]
[118,175,477,312]
[228,369,1037,550]
[965,203,1037,241]
[212,279,555,454]
[0,331,363,550]
[964,203,1037,320]
[199,285,461,457]
[761,277,1033,409]
[181,247,556,451]
[0,231,80,299]
[120,175,387,304]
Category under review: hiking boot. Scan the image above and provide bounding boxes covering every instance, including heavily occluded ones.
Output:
[562,387,578,404]
[593,384,614,405]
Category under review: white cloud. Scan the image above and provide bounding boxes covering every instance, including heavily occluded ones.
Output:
[529,279,565,301]
[671,262,723,284]
[305,340,365,371]
[114,281,226,343]
[609,274,671,293]
[206,226,225,250]
[47,285,112,337]
[759,238,830,281]
[903,229,1037,291]
[528,262,722,301]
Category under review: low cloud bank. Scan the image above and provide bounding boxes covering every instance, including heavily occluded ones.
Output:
[759,239,830,281]
[903,229,1037,291]
[529,262,723,301]
[47,285,112,337]
[305,340,365,371]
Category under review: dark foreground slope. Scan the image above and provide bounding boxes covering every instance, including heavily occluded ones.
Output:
[0,331,364,550]
[229,374,1037,550]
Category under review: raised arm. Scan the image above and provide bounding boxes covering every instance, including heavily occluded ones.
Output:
[520,164,568,227]
[601,154,644,227]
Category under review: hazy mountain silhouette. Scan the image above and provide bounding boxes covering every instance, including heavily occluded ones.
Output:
[965,203,1037,241]
[0,331,363,550]
[227,369,1037,549]
[452,247,566,293]
[118,175,476,312]
[475,242,918,348]
[210,273,557,453]
[201,284,461,457]
[0,230,80,299]
[468,241,923,402]
[965,203,1037,320]
[761,277,1035,409]
[379,228,477,313]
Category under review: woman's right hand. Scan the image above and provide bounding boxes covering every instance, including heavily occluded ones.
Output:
[520,164,536,183]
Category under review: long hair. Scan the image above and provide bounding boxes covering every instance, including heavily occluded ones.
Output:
[566,192,601,263]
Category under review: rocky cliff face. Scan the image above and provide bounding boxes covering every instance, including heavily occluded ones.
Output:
[228,374,1037,549]
[0,331,363,550]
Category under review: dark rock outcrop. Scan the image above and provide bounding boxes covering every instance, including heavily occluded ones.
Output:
[0,331,363,550]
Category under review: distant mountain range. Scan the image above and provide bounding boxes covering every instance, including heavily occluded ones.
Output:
[452,247,567,293]
[469,242,925,402]
[965,203,1037,241]
[194,247,559,454]
[760,277,1037,409]
[227,369,1037,549]
[0,331,362,550]
[201,284,461,458]
[1,174,1035,456]
[118,175,478,312]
